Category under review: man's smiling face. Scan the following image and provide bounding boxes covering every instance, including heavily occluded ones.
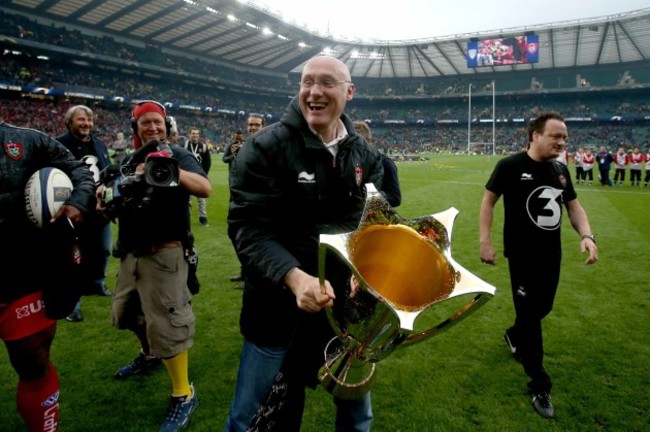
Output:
[69,109,94,140]
[136,112,167,147]
[298,56,354,141]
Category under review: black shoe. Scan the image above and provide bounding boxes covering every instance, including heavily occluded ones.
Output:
[65,309,83,322]
[199,217,208,226]
[531,392,555,419]
[114,352,162,379]
[229,273,243,282]
[504,330,522,363]
[234,283,244,290]
[95,284,112,296]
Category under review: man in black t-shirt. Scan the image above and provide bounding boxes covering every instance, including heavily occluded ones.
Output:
[479,112,598,419]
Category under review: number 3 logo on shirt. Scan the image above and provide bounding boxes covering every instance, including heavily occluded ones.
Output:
[526,186,562,230]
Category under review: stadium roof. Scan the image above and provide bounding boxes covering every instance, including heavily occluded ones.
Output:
[4,0,650,78]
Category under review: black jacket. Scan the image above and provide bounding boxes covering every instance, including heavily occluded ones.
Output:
[228,97,383,349]
[222,139,243,165]
[0,122,96,303]
[56,131,111,176]
[381,155,401,207]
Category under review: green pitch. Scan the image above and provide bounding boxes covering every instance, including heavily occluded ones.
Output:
[1,154,647,431]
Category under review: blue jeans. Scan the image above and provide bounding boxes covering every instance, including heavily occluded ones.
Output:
[74,222,112,312]
[225,339,373,432]
[96,222,112,288]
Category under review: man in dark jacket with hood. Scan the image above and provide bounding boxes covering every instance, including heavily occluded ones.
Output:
[225,55,383,432]
[56,105,112,322]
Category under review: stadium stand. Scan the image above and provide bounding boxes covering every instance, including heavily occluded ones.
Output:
[0,9,648,155]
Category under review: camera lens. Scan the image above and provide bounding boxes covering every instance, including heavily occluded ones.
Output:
[150,164,172,183]
[144,158,179,187]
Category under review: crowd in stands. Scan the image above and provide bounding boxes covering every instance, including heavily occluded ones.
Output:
[0,10,295,94]
[370,122,648,155]
[0,97,244,151]
[4,49,648,126]
[1,95,647,156]
[3,9,650,100]
[1,9,649,155]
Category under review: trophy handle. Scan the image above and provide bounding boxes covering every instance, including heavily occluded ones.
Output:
[398,292,493,347]
[318,237,356,341]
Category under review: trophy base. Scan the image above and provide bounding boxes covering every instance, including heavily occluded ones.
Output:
[318,337,376,400]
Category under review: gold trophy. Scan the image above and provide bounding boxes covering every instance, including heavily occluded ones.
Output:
[317,183,496,399]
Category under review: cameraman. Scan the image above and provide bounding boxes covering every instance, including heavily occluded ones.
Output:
[104,101,211,432]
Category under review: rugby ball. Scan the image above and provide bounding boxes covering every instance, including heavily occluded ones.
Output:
[25,167,74,228]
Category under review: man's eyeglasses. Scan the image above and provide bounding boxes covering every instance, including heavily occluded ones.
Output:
[300,79,352,89]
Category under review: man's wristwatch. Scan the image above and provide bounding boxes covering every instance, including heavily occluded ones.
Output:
[581,234,596,243]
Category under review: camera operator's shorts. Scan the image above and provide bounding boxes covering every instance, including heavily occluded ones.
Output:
[0,292,55,341]
[112,245,195,358]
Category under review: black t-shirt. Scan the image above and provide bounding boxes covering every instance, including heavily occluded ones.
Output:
[183,140,211,174]
[485,152,576,258]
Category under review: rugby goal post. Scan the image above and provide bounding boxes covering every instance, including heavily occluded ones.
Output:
[467,82,496,155]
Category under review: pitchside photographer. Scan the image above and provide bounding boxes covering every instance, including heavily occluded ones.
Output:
[182,127,212,226]
[97,101,211,432]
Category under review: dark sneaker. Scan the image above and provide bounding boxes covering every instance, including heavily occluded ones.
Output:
[65,309,83,322]
[531,392,555,419]
[159,384,198,432]
[199,217,208,226]
[504,331,522,363]
[229,273,243,282]
[114,353,162,379]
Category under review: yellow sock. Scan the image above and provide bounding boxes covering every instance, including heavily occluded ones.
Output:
[162,350,192,397]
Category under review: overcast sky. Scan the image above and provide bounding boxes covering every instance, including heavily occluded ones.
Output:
[262,0,649,41]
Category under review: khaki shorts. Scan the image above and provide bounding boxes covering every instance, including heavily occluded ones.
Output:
[112,246,195,358]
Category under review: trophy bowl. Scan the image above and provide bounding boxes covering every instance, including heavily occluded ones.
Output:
[317,183,496,399]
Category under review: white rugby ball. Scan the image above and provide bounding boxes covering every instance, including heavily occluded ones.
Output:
[25,167,74,228]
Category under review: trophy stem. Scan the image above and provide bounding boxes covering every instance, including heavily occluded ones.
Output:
[318,337,376,400]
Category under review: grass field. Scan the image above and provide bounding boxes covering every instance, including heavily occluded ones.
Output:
[1,154,648,431]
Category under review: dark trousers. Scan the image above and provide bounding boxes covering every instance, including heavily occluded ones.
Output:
[575,167,583,182]
[599,167,612,185]
[507,254,561,394]
[614,168,626,183]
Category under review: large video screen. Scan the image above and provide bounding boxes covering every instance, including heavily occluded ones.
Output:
[467,34,539,68]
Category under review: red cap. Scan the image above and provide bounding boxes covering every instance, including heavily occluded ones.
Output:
[132,101,166,149]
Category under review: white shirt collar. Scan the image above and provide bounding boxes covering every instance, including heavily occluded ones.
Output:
[311,119,348,157]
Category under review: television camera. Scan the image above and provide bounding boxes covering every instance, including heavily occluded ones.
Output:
[100,140,179,218]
